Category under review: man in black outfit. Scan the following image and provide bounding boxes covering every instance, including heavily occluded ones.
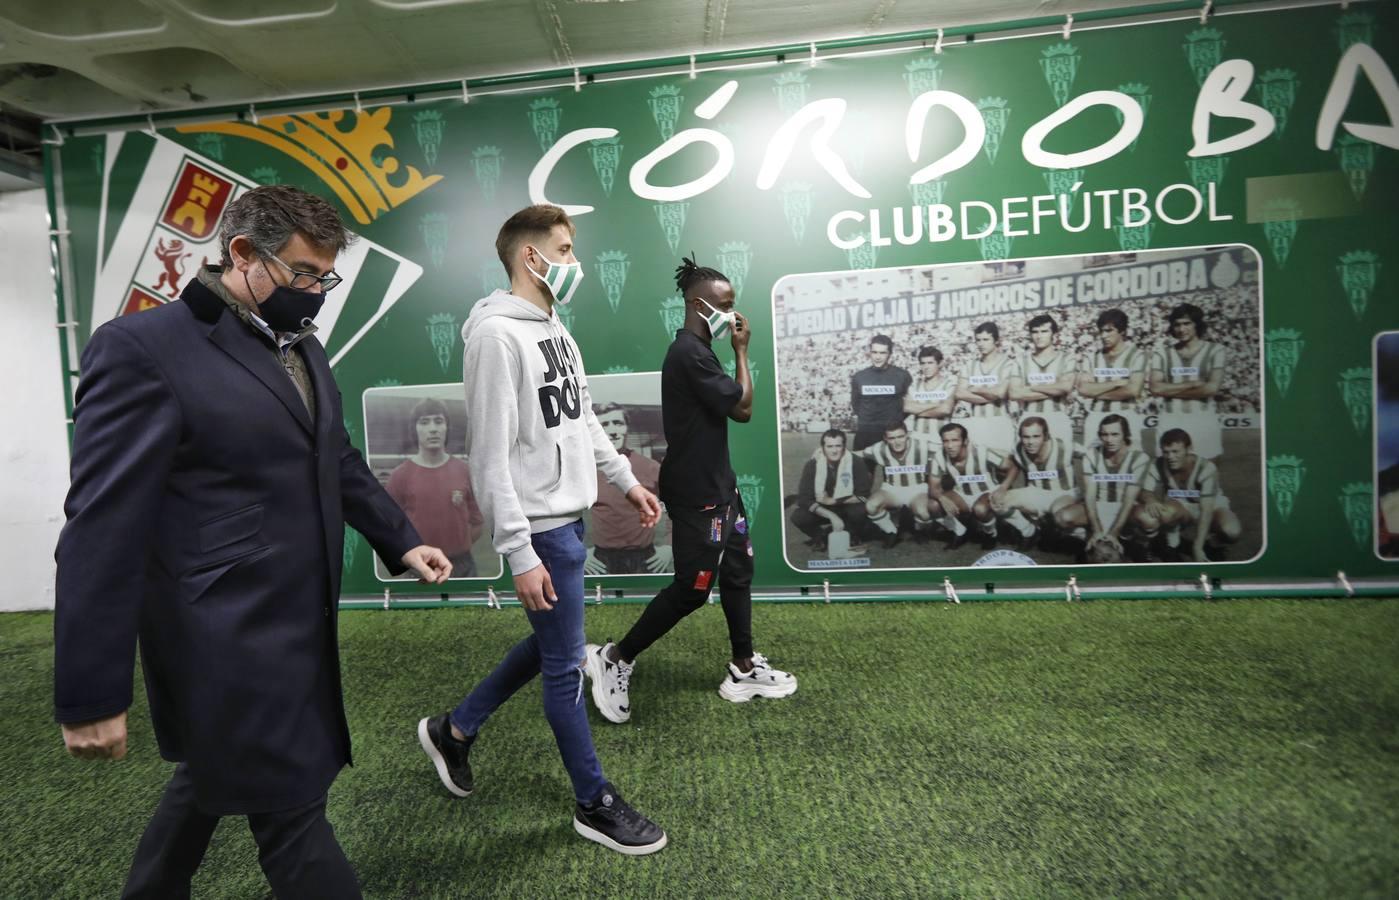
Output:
[53,185,451,899]
[791,429,875,550]
[584,255,797,723]
[850,334,912,450]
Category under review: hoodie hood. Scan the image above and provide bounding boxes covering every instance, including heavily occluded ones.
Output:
[461,289,553,345]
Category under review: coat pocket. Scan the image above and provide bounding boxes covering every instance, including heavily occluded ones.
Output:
[180,545,273,604]
[197,504,264,554]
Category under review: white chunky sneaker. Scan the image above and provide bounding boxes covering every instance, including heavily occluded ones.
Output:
[718,652,798,703]
[584,641,633,724]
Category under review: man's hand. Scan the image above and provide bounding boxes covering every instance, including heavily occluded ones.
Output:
[514,564,557,612]
[730,311,751,351]
[584,547,607,576]
[989,487,1009,514]
[626,485,662,528]
[645,544,675,573]
[401,545,452,584]
[62,711,128,761]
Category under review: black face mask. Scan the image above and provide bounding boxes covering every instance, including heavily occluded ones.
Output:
[258,285,324,333]
[245,261,324,332]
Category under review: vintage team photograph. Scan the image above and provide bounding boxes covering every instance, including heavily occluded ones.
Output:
[772,246,1265,571]
[1377,332,1399,560]
[362,384,503,581]
[580,372,675,577]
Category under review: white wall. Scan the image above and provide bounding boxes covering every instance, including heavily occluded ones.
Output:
[0,189,68,611]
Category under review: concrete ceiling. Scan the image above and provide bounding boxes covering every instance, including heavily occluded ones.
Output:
[0,0,1192,187]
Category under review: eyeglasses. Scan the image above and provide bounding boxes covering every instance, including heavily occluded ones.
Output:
[267,253,343,292]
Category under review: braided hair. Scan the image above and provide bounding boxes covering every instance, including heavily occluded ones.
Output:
[673,252,729,298]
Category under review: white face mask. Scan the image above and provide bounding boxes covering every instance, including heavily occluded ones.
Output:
[698,298,736,340]
[525,246,584,306]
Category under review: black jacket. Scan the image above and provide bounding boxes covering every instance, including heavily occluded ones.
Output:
[54,276,421,815]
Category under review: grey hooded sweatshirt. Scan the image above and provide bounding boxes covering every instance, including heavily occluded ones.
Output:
[461,290,639,575]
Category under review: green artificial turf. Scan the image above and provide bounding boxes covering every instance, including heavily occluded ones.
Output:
[3,599,1398,898]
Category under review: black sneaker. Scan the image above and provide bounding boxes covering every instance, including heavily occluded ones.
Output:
[573,784,668,856]
[418,713,473,798]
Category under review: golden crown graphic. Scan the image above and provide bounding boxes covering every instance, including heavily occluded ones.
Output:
[178,108,442,224]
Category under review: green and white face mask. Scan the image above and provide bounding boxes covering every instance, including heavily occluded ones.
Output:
[525,246,584,306]
[698,297,736,340]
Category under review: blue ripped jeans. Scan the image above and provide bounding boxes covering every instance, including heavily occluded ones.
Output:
[450,519,606,805]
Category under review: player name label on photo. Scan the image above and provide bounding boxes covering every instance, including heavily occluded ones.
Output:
[1170,366,1200,377]
[1168,489,1203,499]
[968,375,999,386]
[1027,373,1056,384]
[1094,367,1132,378]
[862,385,897,395]
[956,473,989,484]
[913,390,949,401]
[885,465,923,475]
[808,557,873,569]
[1091,473,1138,483]
[1028,469,1061,480]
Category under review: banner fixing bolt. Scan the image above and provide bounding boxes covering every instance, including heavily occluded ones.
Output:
[823,579,831,603]
[943,576,960,604]
[486,586,500,609]
[1199,0,1212,24]
[934,27,944,54]
[1337,571,1354,597]
[1199,573,1212,601]
[1065,574,1081,602]
[594,583,603,605]
[689,54,697,79]
[1063,13,1073,40]
[461,79,470,104]
[382,587,391,610]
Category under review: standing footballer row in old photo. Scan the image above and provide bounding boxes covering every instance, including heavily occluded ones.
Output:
[774,248,1264,571]
[54,190,796,895]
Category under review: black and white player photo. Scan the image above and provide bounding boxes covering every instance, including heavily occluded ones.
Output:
[579,372,674,576]
[772,246,1265,571]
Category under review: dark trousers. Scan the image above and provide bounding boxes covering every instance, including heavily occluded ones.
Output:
[122,763,361,900]
[791,503,869,543]
[617,493,753,662]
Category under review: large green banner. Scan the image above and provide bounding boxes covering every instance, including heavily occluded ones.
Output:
[47,4,1397,596]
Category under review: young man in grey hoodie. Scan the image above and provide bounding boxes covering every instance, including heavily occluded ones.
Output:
[417,204,668,856]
